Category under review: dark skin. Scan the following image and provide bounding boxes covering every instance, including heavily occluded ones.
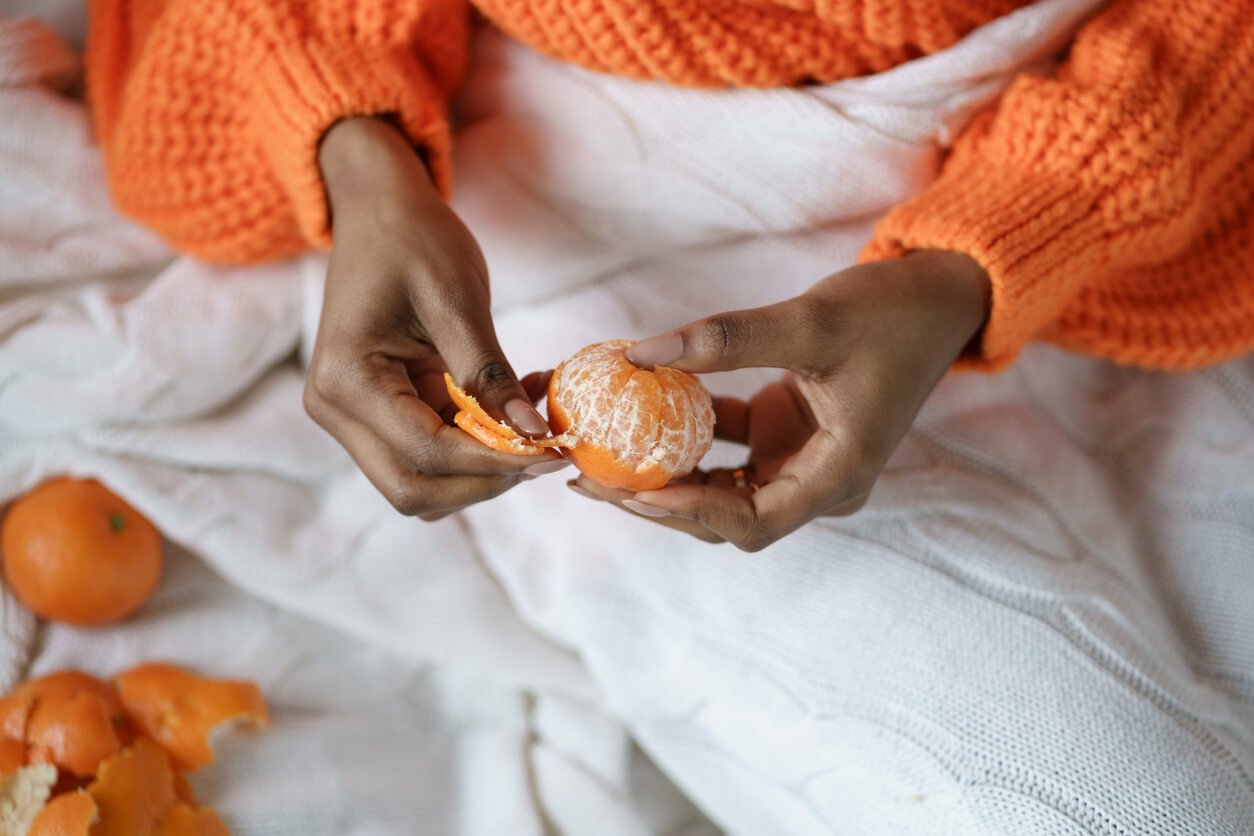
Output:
[306,116,991,545]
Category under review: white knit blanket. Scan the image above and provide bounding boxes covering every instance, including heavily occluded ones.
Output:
[2,1,1252,833]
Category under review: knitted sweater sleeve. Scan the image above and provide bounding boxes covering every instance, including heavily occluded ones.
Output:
[86,0,469,263]
[862,0,1254,370]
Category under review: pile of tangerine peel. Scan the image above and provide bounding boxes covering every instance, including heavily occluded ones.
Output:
[0,665,267,834]
[0,478,269,834]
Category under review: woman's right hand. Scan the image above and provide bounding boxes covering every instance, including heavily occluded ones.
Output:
[305,117,568,521]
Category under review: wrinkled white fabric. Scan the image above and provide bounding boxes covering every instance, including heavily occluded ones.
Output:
[2,0,1253,833]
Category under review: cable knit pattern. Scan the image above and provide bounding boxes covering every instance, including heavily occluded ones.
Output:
[85,0,1254,369]
[864,0,1254,370]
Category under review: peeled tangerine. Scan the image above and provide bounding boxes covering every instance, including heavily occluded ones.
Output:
[447,340,715,491]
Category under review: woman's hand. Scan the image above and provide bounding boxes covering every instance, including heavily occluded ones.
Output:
[568,250,991,550]
[304,117,567,521]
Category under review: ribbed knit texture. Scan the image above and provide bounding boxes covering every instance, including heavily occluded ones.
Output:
[85,0,1254,370]
[864,0,1254,370]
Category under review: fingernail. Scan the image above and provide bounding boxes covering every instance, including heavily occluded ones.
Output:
[505,398,551,436]
[566,480,599,500]
[524,459,571,477]
[627,334,683,368]
[621,498,671,518]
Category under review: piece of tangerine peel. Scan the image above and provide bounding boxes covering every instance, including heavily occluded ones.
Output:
[28,789,98,835]
[443,373,563,456]
[154,802,229,836]
[26,690,123,778]
[0,738,25,777]
[1,671,129,778]
[114,663,269,772]
[86,738,176,836]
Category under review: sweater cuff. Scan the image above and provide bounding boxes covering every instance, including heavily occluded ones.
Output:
[251,39,452,249]
[862,128,1110,371]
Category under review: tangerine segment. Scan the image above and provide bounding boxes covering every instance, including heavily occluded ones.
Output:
[27,790,98,835]
[0,738,25,776]
[115,664,269,771]
[27,691,123,777]
[86,738,176,836]
[154,803,229,836]
[547,341,714,491]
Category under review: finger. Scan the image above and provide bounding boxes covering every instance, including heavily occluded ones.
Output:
[634,429,855,551]
[567,480,726,544]
[342,422,525,516]
[366,391,558,476]
[520,369,554,404]
[423,293,550,437]
[710,396,750,444]
[626,295,831,374]
[314,354,559,476]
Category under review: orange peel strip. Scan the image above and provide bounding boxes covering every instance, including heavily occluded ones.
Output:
[444,373,519,440]
[115,664,269,772]
[86,738,176,836]
[445,373,571,456]
[28,789,98,835]
[453,411,547,456]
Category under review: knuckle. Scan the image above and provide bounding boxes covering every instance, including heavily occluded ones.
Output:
[735,527,775,553]
[404,432,444,473]
[306,357,346,406]
[384,481,428,516]
[301,380,328,424]
[472,356,516,394]
[693,316,741,362]
[792,297,833,367]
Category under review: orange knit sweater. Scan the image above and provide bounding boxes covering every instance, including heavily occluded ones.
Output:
[85,0,1254,370]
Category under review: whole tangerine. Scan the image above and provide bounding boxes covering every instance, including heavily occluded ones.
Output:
[2,479,162,626]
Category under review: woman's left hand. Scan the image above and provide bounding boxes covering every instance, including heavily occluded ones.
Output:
[567,250,991,551]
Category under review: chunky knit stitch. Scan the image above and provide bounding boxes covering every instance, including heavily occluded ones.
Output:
[85,0,1254,369]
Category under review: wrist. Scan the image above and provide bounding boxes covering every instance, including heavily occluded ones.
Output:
[318,116,438,217]
[902,249,991,346]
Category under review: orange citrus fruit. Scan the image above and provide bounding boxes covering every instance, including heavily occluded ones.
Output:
[2,478,162,626]
[115,663,270,771]
[446,341,715,490]
[547,341,715,490]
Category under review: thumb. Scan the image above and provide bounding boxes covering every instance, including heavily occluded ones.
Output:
[430,309,550,437]
[626,296,827,373]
